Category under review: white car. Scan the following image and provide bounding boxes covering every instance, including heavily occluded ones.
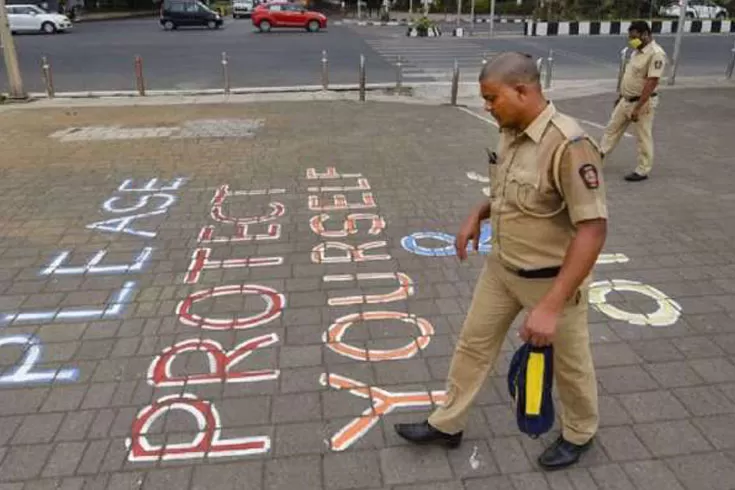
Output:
[6,4,73,34]
[232,0,254,18]
[659,0,729,19]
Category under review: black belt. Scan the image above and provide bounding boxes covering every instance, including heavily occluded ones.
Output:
[515,266,561,279]
[624,93,657,103]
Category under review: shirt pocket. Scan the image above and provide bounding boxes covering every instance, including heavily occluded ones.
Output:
[508,166,566,218]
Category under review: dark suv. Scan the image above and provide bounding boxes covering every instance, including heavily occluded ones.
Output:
[159,0,223,30]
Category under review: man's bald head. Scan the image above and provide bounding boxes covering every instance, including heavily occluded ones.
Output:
[479,52,541,86]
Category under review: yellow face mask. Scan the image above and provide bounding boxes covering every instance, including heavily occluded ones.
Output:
[628,38,643,50]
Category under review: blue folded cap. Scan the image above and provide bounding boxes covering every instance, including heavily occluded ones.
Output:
[507,343,555,439]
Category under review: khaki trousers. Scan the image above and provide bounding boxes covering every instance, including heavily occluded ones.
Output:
[600,97,658,176]
[428,254,599,445]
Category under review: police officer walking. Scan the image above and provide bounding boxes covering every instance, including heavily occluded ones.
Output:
[600,20,667,182]
[395,51,608,471]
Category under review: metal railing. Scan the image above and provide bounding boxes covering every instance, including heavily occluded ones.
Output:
[21,43,735,105]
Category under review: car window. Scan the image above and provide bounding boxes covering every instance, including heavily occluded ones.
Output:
[170,3,186,12]
[269,4,282,10]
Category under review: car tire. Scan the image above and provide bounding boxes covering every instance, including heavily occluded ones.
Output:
[163,20,175,30]
[207,20,217,29]
[41,22,56,34]
[259,19,271,32]
[307,20,320,32]
[685,11,694,18]
[716,12,726,19]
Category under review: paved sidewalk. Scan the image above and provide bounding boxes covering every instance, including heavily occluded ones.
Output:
[0,91,734,490]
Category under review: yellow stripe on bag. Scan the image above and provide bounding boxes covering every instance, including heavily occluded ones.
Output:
[525,352,544,416]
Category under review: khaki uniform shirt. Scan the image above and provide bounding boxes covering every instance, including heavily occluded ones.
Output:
[620,40,667,98]
[489,102,608,271]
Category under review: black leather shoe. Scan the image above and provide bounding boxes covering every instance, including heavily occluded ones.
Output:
[538,436,593,471]
[624,171,648,182]
[394,420,463,449]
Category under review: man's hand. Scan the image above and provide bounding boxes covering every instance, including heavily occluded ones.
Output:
[630,105,641,122]
[455,201,491,261]
[519,302,561,347]
[455,211,482,262]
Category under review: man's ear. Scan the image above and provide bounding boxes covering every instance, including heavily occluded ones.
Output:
[514,83,530,98]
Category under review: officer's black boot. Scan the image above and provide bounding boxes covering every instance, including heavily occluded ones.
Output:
[538,436,594,471]
[394,420,463,449]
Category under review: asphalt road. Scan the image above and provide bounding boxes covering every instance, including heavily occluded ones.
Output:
[359,25,735,81]
[1,15,733,92]
[0,17,399,93]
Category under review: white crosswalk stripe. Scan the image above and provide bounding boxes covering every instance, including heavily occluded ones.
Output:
[364,38,496,82]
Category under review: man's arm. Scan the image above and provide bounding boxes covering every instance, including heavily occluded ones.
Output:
[538,218,607,310]
[519,137,608,346]
[632,50,665,120]
[631,77,659,121]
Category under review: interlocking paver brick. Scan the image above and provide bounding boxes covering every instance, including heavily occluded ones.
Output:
[688,358,735,383]
[265,455,322,490]
[0,90,734,490]
[597,396,632,427]
[11,413,64,444]
[692,414,735,450]
[595,366,660,394]
[0,416,21,445]
[671,336,725,359]
[323,451,381,490]
[509,472,552,490]
[0,388,48,416]
[278,345,322,368]
[488,436,534,474]
[463,475,514,490]
[673,385,735,416]
[617,391,690,423]
[633,420,713,457]
[545,468,598,490]
[590,343,641,367]
[41,442,86,478]
[665,452,735,490]
[80,383,117,409]
[588,464,635,490]
[272,393,322,423]
[445,439,499,479]
[373,359,432,385]
[0,444,53,482]
[142,467,193,489]
[273,420,330,457]
[190,462,262,490]
[596,427,651,462]
[622,460,684,490]
[54,411,95,442]
[379,446,452,485]
[629,340,684,362]
[643,361,705,388]
[76,440,112,476]
[107,472,144,490]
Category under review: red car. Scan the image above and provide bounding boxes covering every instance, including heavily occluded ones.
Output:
[251,2,327,32]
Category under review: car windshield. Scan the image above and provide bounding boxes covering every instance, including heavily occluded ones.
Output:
[28,5,47,13]
[196,1,213,11]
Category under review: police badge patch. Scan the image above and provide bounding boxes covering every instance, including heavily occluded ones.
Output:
[654,60,663,69]
[579,164,600,189]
